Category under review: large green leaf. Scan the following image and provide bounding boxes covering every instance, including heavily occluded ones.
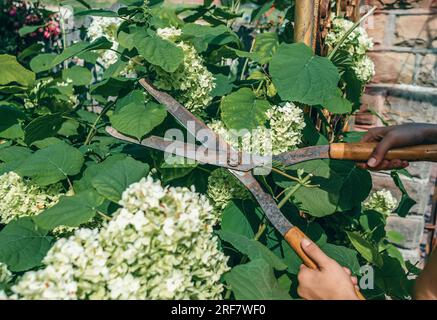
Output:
[34,190,105,230]
[0,54,35,86]
[322,243,361,275]
[232,32,279,64]
[110,98,167,140]
[270,43,340,105]
[75,9,119,17]
[135,34,184,73]
[91,157,149,203]
[0,218,52,272]
[273,159,371,217]
[181,23,238,52]
[29,53,57,73]
[220,88,270,130]
[221,201,255,239]
[62,66,92,86]
[16,142,84,186]
[0,105,25,139]
[219,230,287,271]
[51,37,113,67]
[24,113,65,146]
[224,259,292,300]
[347,231,383,267]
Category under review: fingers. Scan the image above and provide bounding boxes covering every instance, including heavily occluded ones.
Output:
[360,127,389,143]
[357,159,409,171]
[301,238,332,268]
[342,267,358,285]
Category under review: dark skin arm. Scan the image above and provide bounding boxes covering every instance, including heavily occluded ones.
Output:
[357,123,437,171]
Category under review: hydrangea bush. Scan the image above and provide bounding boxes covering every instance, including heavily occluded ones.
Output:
[326,15,375,83]
[0,0,417,300]
[10,177,229,300]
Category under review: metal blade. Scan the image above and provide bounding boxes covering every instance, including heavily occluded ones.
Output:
[106,127,259,171]
[273,145,330,166]
[139,78,229,152]
[230,170,293,235]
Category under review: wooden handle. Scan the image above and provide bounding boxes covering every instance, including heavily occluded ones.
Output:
[284,227,318,269]
[330,143,437,162]
[284,227,366,300]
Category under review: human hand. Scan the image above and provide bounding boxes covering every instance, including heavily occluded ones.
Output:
[357,123,437,170]
[297,238,361,300]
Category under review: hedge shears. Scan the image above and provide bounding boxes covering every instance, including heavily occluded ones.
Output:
[107,78,437,300]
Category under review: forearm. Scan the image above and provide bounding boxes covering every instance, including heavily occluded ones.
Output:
[421,124,437,144]
[414,247,437,300]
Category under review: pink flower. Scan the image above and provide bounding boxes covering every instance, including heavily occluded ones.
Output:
[8,7,17,16]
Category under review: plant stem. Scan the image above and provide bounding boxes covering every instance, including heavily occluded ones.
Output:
[84,102,113,145]
[239,39,255,81]
[277,174,312,209]
[328,6,377,60]
[97,210,112,221]
[271,167,300,183]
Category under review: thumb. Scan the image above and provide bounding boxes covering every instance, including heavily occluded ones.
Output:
[300,238,332,268]
[367,134,395,168]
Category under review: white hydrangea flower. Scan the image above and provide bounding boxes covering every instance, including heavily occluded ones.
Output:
[363,189,398,215]
[0,172,61,224]
[207,168,251,211]
[352,55,375,83]
[155,28,216,114]
[326,15,374,84]
[0,263,12,285]
[11,176,229,300]
[87,17,122,70]
[208,102,305,156]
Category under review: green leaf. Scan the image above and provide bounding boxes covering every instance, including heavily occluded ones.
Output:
[386,230,405,245]
[110,100,167,140]
[219,230,287,271]
[211,73,233,97]
[34,190,105,230]
[0,146,31,162]
[62,66,92,86]
[322,243,361,275]
[224,259,292,300]
[0,218,52,272]
[232,32,279,64]
[221,201,255,239]
[51,38,113,67]
[24,113,65,146]
[273,160,371,217]
[29,53,56,73]
[359,210,386,242]
[16,142,84,186]
[0,105,25,139]
[75,9,119,17]
[181,24,238,52]
[220,88,270,130]
[270,43,340,105]
[391,171,416,217]
[18,25,45,37]
[347,231,383,267]
[136,34,184,73]
[0,54,35,86]
[58,119,79,137]
[91,157,149,203]
[323,91,353,114]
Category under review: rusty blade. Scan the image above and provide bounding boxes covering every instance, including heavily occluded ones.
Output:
[230,170,293,235]
[139,78,230,152]
[273,145,330,166]
[106,127,261,171]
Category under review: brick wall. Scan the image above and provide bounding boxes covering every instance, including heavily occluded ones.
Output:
[355,0,437,264]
